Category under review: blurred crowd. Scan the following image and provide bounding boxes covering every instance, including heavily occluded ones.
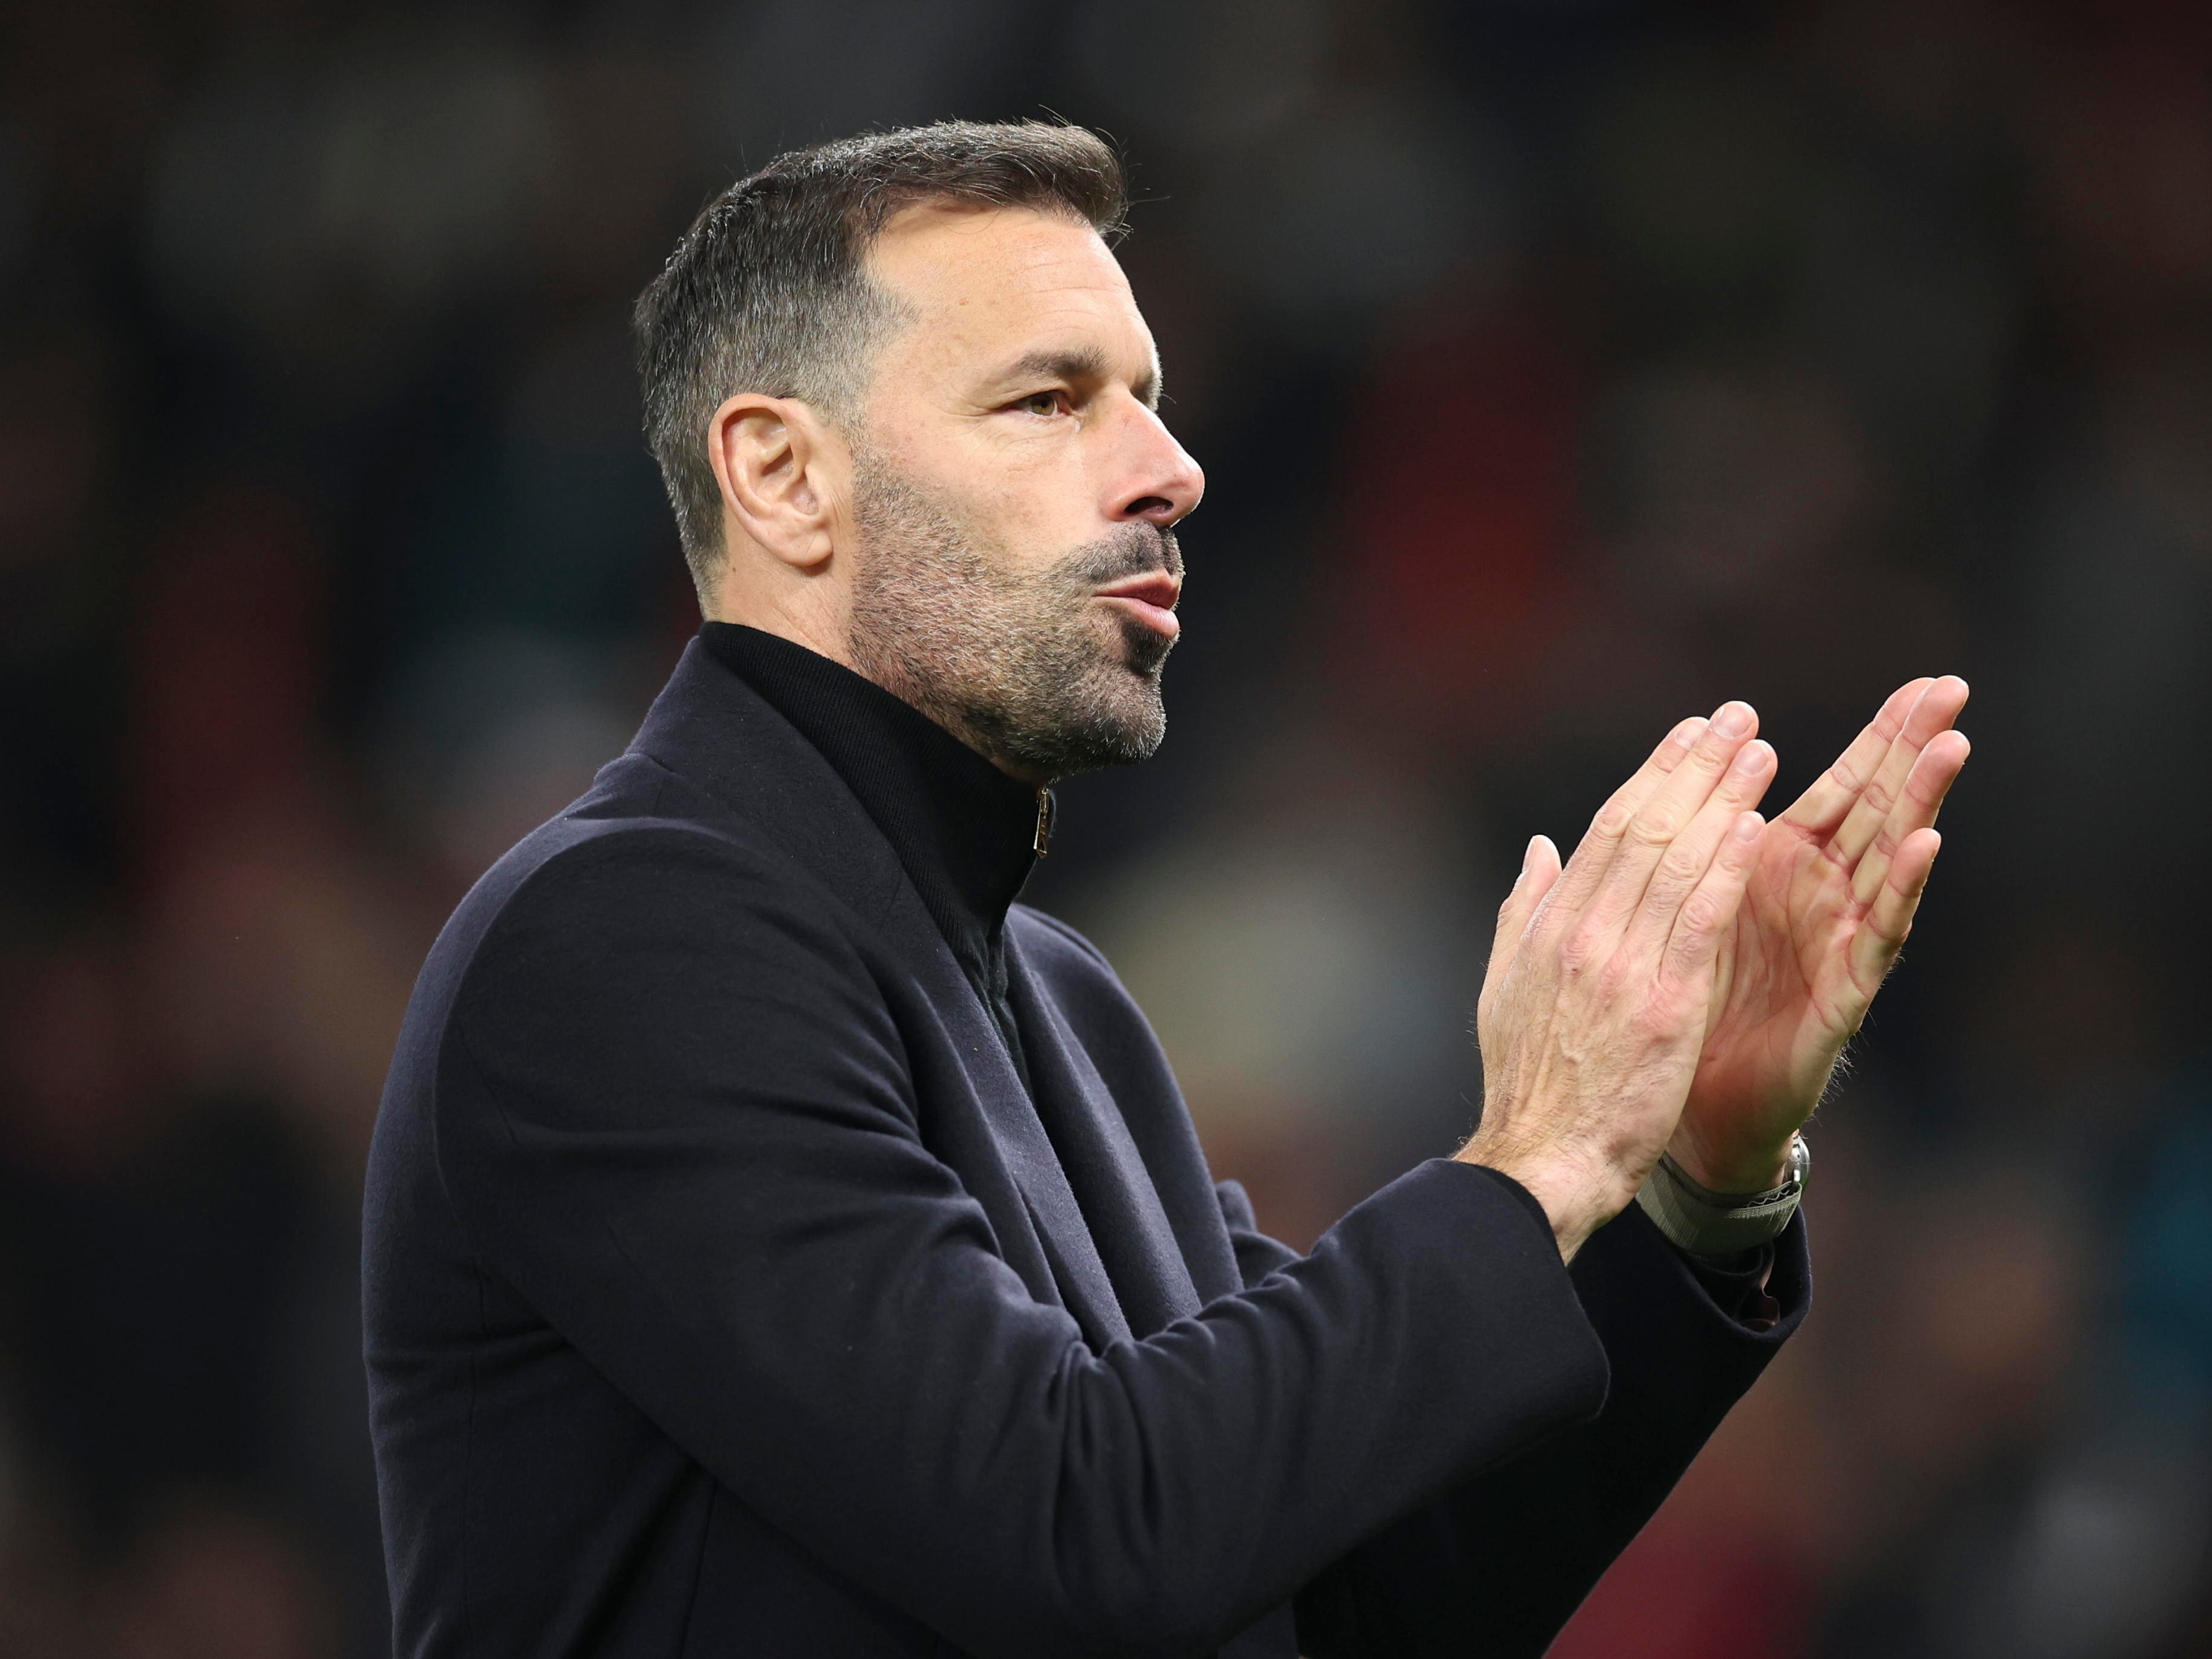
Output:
[3,0,2210,1653]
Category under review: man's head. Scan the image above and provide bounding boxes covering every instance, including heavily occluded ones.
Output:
[634,122,1204,782]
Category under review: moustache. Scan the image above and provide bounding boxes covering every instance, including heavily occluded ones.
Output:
[1057,522,1182,589]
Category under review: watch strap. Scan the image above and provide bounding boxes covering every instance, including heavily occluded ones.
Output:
[1635,1137,1809,1260]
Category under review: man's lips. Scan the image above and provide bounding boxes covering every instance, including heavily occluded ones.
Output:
[1093,573,1181,637]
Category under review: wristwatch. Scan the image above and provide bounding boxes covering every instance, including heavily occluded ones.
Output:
[1635,1135,1809,1259]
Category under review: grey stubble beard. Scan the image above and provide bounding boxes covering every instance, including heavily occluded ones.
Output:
[845,446,1182,782]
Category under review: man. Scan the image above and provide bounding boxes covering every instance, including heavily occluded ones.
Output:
[364,122,1968,1657]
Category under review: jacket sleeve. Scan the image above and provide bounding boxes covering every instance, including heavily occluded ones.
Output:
[1289,1199,1811,1658]
[436,829,1611,1659]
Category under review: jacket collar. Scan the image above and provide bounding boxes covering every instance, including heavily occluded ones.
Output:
[698,624,1048,978]
[621,635,906,929]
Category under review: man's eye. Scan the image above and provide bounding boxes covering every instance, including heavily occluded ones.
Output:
[1016,390,1064,417]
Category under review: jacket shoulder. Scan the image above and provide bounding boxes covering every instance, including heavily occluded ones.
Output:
[455,806,799,969]
[454,745,889,967]
[1007,904,1117,979]
[383,779,865,1122]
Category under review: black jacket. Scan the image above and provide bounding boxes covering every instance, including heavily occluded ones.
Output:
[363,625,1809,1658]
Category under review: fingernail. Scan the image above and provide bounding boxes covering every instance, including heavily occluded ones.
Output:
[1522,835,1539,873]
[1730,739,1770,776]
[1712,702,1752,738]
[1733,811,1764,841]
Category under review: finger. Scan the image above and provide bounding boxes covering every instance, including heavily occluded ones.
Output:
[1825,677,1970,872]
[1544,717,1709,918]
[1481,835,1562,1014]
[1779,678,1932,839]
[1662,810,1765,988]
[1848,826,1941,993]
[1620,738,1777,962]
[1580,701,1761,938]
[1850,730,1970,908]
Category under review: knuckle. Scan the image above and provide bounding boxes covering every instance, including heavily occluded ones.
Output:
[1592,803,1634,842]
[1658,845,1706,886]
[1722,761,1768,800]
[1678,891,1722,934]
[1558,920,1604,974]
[1662,942,1701,986]
[1627,813,1679,848]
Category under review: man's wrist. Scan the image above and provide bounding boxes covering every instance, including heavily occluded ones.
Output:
[1665,1130,1797,1194]
[1453,1138,1621,1264]
[1635,1136,1809,1261]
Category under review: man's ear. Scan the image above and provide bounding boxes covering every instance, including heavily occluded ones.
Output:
[706,393,848,571]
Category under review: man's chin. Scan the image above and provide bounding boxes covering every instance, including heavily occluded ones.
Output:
[997,685,1165,781]
[1106,612,1177,680]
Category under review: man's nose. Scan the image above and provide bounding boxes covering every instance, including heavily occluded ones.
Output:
[1107,404,1205,529]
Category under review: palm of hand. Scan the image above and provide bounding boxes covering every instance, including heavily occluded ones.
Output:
[1675,679,1971,1190]
[1690,828,1875,1134]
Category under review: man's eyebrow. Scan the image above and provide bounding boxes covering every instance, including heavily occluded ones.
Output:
[996,346,1161,409]
[999,346,1110,387]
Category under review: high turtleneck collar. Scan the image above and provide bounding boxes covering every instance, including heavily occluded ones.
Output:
[699,624,1049,977]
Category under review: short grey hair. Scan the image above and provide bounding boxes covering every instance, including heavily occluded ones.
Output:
[633,121,1130,599]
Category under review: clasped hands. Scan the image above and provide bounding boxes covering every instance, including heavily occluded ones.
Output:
[1459,678,1971,1262]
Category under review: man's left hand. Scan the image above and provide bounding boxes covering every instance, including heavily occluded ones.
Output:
[1669,677,1972,1192]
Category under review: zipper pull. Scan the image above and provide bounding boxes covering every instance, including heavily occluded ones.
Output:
[1032,787,1054,858]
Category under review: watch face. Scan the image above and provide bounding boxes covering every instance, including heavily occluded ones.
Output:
[1789,1136,1811,1188]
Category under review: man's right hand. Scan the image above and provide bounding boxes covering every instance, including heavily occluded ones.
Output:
[1457,705,1777,1261]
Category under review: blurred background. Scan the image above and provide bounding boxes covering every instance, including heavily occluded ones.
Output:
[2,0,2209,1652]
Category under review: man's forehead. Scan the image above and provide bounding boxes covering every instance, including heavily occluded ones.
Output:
[865,203,1148,364]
